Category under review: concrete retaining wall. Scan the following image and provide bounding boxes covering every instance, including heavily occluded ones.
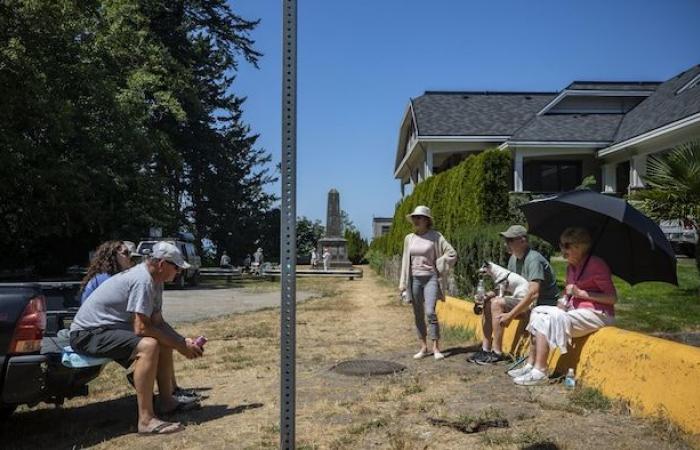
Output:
[437,296,700,436]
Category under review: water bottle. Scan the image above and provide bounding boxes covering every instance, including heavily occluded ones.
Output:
[564,368,576,389]
[476,278,485,300]
[474,278,485,315]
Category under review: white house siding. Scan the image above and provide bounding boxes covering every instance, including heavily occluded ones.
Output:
[599,118,700,193]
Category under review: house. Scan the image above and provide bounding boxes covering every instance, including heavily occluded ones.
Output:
[394,64,700,196]
[372,217,393,239]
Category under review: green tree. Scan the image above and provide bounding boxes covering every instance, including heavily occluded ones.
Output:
[0,1,276,273]
[297,217,324,256]
[345,228,368,265]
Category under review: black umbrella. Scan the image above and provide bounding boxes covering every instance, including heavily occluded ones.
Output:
[520,190,678,286]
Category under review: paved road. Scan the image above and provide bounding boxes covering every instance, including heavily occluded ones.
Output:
[162,287,316,323]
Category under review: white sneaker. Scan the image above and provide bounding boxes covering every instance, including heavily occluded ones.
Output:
[433,351,445,361]
[413,350,430,359]
[513,368,548,386]
[507,363,533,378]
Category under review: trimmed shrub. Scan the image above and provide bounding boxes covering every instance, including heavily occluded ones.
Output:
[369,149,553,297]
[374,148,512,256]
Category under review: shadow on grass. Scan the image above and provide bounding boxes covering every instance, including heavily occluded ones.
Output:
[1,395,263,449]
[443,344,481,358]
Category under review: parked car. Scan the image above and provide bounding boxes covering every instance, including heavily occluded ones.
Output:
[660,218,698,257]
[136,233,201,288]
[0,282,102,418]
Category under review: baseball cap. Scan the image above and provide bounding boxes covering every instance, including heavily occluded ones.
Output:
[500,225,528,239]
[151,242,191,269]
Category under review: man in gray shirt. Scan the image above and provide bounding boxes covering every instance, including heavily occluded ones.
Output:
[470,225,559,365]
[70,242,203,435]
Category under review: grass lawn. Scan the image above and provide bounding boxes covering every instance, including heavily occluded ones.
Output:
[551,257,700,333]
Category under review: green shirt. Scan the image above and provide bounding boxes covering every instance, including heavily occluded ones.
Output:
[507,249,559,306]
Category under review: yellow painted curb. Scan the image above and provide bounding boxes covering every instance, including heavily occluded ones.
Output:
[438,295,700,435]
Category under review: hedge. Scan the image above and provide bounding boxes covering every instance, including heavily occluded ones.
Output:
[372,148,511,256]
[368,148,553,296]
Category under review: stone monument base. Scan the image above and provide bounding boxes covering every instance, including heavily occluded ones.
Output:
[318,237,353,268]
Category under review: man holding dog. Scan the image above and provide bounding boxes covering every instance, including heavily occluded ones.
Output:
[469,225,559,365]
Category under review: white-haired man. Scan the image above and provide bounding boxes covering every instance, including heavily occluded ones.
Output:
[70,242,203,435]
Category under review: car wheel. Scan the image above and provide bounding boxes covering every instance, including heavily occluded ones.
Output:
[0,403,17,419]
[176,274,186,289]
[188,271,200,287]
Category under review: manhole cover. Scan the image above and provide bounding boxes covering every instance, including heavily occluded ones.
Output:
[332,359,406,376]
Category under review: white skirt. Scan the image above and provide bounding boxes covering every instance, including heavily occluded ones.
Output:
[527,306,614,354]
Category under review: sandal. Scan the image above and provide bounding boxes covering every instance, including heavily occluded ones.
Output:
[138,420,183,435]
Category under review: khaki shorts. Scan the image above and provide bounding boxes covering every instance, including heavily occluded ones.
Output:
[501,296,522,311]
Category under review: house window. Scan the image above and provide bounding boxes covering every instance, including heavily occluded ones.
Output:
[523,160,582,193]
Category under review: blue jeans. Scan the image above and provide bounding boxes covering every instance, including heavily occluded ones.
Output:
[411,273,440,341]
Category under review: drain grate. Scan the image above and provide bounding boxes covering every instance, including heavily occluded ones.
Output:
[332,359,406,376]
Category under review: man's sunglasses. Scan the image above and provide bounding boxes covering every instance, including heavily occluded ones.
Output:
[559,241,574,250]
[165,260,182,271]
[118,249,131,257]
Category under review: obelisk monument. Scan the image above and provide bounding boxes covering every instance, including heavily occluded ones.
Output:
[318,189,352,268]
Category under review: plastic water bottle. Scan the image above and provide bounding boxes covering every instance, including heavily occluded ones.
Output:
[564,368,576,389]
[476,278,485,301]
[474,278,485,315]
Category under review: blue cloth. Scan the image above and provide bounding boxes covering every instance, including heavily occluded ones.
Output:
[61,346,112,368]
[80,273,111,304]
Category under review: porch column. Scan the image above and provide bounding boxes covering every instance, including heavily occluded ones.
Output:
[424,149,434,178]
[630,155,647,189]
[400,180,405,197]
[513,148,524,192]
[601,163,617,193]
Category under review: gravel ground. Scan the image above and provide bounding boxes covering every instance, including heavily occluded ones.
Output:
[162,286,316,323]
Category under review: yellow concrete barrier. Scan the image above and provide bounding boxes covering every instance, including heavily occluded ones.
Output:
[437,295,700,435]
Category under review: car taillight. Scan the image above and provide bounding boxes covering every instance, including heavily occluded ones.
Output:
[8,295,47,354]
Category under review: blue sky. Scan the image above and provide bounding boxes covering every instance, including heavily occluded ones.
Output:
[229,0,700,238]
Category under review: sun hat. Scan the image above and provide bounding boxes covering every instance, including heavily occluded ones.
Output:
[406,205,433,223]
[499,225,528,239]
[151,241,191,269]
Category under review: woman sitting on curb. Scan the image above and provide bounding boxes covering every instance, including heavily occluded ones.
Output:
[510,226,616,386]
[399,205,457,361]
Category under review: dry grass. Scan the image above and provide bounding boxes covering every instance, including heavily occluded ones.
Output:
[2,270,695,450]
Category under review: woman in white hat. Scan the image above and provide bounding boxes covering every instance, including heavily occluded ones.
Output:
[399,205,457,360]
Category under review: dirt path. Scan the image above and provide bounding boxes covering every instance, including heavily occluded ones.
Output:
[2,270,694,449]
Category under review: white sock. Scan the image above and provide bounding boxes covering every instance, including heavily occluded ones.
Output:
[493,350,502,355]
[482,345,491,352]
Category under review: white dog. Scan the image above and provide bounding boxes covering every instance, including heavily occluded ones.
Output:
[479,262,529,301]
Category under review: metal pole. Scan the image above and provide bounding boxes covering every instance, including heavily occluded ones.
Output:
[280,0,297,448]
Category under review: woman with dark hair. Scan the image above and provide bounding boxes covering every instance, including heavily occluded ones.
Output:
[80,240,134,304]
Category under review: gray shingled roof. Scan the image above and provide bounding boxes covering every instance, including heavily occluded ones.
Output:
[411,92,555,136]
[567,81,660,91]
[511,114,624,142]
[615,65,700,143]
